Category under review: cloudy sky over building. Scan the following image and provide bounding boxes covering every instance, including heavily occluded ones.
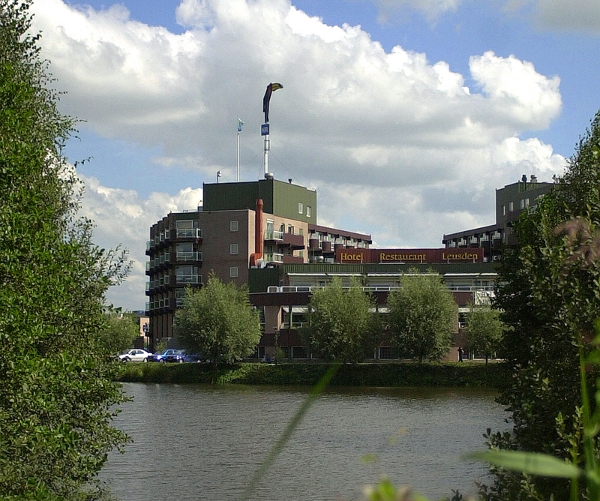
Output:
[31,0,600,310]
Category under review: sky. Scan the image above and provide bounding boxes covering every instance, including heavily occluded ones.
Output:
[29,0,600,311]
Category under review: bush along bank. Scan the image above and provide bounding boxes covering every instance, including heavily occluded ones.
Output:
[116,361,508,388]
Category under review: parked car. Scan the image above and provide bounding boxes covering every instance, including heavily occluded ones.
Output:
[149,349,182,363]
[164,350,201,363]
[118,349,152,363]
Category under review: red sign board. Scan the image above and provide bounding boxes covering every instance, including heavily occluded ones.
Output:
[336,248,484,264]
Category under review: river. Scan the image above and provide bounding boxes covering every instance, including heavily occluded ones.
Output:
[100,383,509,501]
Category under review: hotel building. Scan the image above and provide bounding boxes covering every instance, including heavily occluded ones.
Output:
[146,175,549,359]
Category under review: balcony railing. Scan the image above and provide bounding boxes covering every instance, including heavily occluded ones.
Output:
[176,228,202,239]
[264,230,284,240]
[266,284,496,293]
[176,251,202,262]
[264,252,284,263]
[176,274,201,285]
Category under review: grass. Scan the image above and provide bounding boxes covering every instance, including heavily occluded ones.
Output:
[115,360,507,388]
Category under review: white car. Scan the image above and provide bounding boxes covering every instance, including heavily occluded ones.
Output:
[118,349,152,363]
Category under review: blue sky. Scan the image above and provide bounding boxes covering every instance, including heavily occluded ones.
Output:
[32,0,600,310]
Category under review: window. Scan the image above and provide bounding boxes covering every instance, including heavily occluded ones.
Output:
[230,243,238,255]
[230,266,239,278]
[230,220,238,232]
[288,225,294,235]
[509,201,514,212]
[298,202,303,214]
[306,206,312,218]
[520,199,525,209]
[502,205,506,216]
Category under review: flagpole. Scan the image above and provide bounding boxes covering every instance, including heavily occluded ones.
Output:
[237,117,243,182]
[261,83,282,180]
[265,134,270,179]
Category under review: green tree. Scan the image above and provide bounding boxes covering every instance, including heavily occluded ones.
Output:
[305,277,379,363]
[97,309,139,356]
[486,110,600,500]
[0,1,130,498]
[387,271,457,362]
[174,274,261,365]
[464,304,505,364]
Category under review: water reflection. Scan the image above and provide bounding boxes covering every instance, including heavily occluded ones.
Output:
[101,383,508,501]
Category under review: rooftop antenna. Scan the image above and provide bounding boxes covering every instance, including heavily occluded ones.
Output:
[237,117,244,182]
[261,83,282,179]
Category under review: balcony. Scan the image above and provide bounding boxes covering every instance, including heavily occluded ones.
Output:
[176,251,203,262]
[175,274,201,285]
[264,252,284,263]
[264,231,304,248]
[176,228,202,239]
[282,232,305,249]
[264,230,284,241]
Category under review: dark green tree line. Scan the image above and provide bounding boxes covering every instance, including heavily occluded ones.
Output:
[0,1,130,498]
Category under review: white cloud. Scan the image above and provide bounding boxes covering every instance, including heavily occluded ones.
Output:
[370,0,463,23]
[535,0,600,32]
[504,0,600,32]
[469,51,562,129]
[29,0,569,309]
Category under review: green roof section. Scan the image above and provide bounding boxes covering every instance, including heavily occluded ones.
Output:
[249,262,498,293]
[203,178,317,222]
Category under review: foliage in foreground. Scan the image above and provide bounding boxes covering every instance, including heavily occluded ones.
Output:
[305,277,380,363]
[0,1,129,497]
[486,109,600,500]
[174,273,262,365]
[387,270,457,362]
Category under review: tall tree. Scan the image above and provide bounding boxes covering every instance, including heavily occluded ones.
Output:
[0,1,129,498]
[463,304,505,364]
[487,110,600,501]
[97,309,140,356]
[387,271,457,362]
[174,274,262,365]
[305,277,379,363]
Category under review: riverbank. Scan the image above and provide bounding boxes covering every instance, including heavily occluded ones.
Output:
[116,361,507,388]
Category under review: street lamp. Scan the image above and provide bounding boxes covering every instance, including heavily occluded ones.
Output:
[217,170,222,183]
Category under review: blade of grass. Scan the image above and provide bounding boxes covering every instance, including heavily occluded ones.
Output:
[239,362,341,501]
[467,450,582,479]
